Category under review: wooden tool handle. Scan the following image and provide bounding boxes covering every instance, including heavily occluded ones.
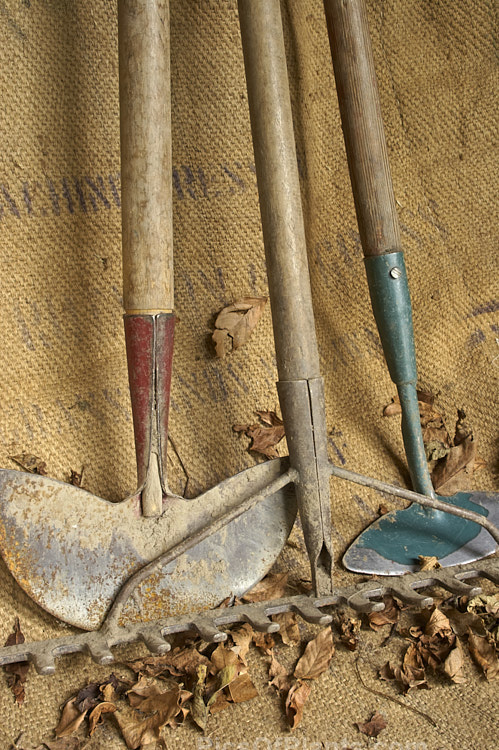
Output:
[324,0,401,257]
[118,0,173,313]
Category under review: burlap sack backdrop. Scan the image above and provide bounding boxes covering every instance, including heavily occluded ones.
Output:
[0,1,497,747]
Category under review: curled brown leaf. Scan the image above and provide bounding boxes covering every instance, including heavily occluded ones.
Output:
[54,698,88,738]
[285,680,312,730]
[233,412,285,458]
[268,653,293,694]
[212,297,267,357]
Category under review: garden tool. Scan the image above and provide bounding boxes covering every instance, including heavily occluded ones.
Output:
[0,0,298,632]
[0,0,498,675]
[323,0,499,574]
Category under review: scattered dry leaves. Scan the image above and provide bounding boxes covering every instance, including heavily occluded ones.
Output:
[3,618,29,705]
[212,297,267,357]
[233,411,285,458]
[356,711,387,737]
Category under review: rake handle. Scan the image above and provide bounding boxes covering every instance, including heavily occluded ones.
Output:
[324,0,400,257]
[119,0,173,313]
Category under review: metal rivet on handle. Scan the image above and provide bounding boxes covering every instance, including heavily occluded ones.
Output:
[389,267,402,279]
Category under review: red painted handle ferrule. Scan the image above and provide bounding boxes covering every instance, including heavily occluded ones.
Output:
[124,313,175,491]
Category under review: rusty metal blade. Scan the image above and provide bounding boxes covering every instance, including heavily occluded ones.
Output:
[0,458,296,630]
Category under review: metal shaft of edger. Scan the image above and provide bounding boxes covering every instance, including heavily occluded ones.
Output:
[238,0,334,594]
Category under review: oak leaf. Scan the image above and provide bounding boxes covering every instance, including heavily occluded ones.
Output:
[212,297,267,357]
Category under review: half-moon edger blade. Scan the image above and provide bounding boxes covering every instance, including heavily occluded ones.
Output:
[0,459,296,630]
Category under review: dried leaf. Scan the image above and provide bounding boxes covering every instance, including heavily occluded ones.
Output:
[418,555,441,571]
[468,631,499,680]
[207,690,230,714]
[190,665,209,732]
[379,644,428,693]
[294,627,334,680]
[338,613,361,651]
[9,453,47,474]
[69,468,84,487]
[269,653,293,694]
[3,618,29,705]
[417,608,455,668]
[285,680,312,730]
[272,611,301,646]
[383,400,402,417]
[230,623,254,662]
[213,297,267,357]
[54,698,88,738]
[227,672,258,703]
[210,643,241,674]
[243,572,289,602]
[88,701,117,735]
[114,706,165,749]
[368,596,399,631]
[443,640,466,684]
[251,631,275,655]
[125,647,210,678]
[446,608,487,638]
[74,681,101,713]
[431,435,477,495]
[356,711,387,737]
[233,412,285,458]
